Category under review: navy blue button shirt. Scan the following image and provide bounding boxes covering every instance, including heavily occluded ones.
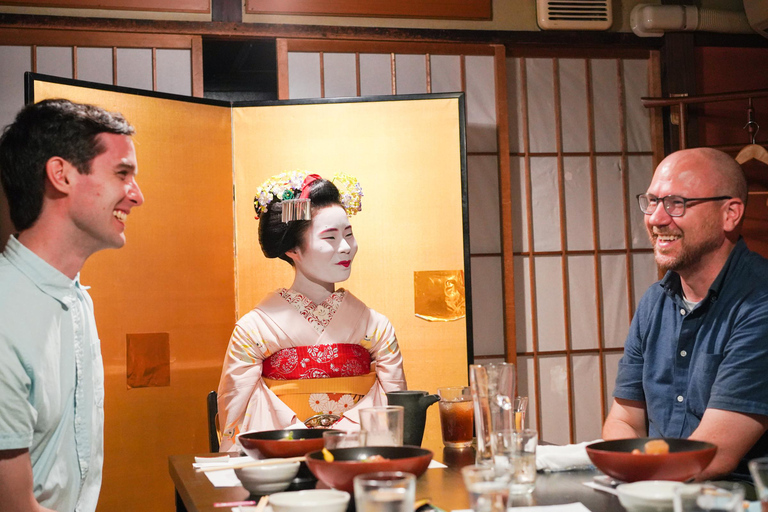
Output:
[614,238,768,478]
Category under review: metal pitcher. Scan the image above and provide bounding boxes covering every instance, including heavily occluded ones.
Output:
[385,390,440,447]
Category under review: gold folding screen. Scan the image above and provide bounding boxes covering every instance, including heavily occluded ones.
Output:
[29,76,470,511]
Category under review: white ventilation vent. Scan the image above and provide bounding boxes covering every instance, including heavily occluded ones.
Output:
[537,0,613,31]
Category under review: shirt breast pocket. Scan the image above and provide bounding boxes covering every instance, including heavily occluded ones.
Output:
[687,353,724,419]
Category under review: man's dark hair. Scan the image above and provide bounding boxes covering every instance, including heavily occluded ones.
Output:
[0,99,135,231]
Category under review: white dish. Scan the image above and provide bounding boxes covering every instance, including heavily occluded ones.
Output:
[269,489,350,512]
[233,460,300,494]
[616,480,683,512]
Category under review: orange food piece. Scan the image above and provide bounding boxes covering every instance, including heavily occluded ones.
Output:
[631,449,642,455]
[643,439,670,455]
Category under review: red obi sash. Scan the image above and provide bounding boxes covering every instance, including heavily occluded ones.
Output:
[263,344,371,380]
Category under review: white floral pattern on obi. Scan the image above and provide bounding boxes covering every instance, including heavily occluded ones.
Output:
[308,392,363,415]
[279,288,346,334]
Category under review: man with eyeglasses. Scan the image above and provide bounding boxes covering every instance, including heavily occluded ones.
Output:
[602,147,768,483]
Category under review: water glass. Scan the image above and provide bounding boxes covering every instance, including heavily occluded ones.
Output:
[493,428,537,494]
[437,386,474,448]
[353,471,415,512]
[461,464,512,512]
[323,430,366,449]
[749,457,768,509]
[359,406,404,446]
[514,396,528,431]
[469,363,516,465]
[673,482,745,512]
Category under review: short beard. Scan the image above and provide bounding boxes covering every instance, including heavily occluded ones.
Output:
[652,218,722,273]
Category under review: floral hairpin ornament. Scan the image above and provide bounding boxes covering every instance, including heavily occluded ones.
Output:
[253,171,364,222]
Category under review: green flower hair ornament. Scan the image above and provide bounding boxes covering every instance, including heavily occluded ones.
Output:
[253,171,364,219]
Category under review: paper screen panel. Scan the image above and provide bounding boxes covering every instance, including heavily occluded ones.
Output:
[510,156,528,253]
[534,256,566,353]
[468,154,501,254]
[539,355,570,445]
[37,46,72,78]
[156,49,192,96]
[596,156,625,250]
[629,155,654,249]
[470,256,504,357]
[116,48,152,90]
[465,55,496,153]
[360,54,392,96]
[568,255,599,351]
[31,79,235,511]
[430,55,461,94]
[530,157,561,252]
[573,354,603,441]
[324,53,357,98]
[517,355,537,431]
[395,54,427,95]
[633,252,659,306]
[76,48,113,85]
[600,254,630,349]
[563,156,594,252]
[591,59,621,153]
[288,52,321,99]
[559,59,589,153]
[526,58,556,154]
[232,97,468,455]
[514,255,533,354]
[506,57,524,154]
[623,59,652,153]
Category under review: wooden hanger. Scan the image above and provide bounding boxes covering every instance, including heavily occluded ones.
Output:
[736,98,768,165]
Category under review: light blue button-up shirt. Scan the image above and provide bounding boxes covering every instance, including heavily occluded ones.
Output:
[0,236,104,511]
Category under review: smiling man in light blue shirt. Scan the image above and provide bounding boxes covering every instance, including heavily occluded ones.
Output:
[0,99,144,511]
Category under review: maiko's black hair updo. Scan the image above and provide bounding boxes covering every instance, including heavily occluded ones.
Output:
[258,178,342,265]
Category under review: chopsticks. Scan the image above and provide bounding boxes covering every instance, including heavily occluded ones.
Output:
[198,455,305,472]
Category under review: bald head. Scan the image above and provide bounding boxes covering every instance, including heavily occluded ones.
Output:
[655,148,747,204]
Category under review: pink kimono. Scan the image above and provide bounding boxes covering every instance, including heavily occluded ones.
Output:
[217,289,407,452]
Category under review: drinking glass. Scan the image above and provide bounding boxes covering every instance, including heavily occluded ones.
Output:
[514,396,528,431]
[749,457,768,510]
[323,430,366,449]
[461,464,512,512]
[353,471,416,512]
[437,386,474,448]
[469,363,516,465]
[359,406,404,446]
[493,428,537,494]
[673,482,745,512]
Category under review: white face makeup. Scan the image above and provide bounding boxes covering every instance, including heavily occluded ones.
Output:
[289,205,358,287]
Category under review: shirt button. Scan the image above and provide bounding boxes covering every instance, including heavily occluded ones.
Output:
[680,308,686,316]
[677,395,684,403]
[680,350,687,357]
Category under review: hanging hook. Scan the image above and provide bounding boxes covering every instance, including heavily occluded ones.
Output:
[743,97,760,145]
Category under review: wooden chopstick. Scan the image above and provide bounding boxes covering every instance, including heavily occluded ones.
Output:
[199,455,306,472]
[253,495,269,512]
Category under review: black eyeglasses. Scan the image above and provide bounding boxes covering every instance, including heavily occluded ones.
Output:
[636,193,732,217]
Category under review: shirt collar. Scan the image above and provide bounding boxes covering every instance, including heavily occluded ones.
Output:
[3,235,80,306]
[660,237,747,301]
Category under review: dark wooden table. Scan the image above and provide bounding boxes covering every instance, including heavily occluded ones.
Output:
[169,447,627,511]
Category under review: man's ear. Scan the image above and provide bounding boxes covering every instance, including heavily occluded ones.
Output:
[723,198,745,233]
[45,156,73,194]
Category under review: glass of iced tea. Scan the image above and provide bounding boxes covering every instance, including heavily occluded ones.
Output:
[437,386,474,448]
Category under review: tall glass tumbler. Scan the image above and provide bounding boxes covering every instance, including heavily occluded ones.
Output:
[749,457,768,510]
[469,363,516,465]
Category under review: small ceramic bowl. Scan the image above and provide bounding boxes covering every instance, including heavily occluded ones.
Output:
[616,480,683,512]
[269,489,350,512]
[233,461,300,494]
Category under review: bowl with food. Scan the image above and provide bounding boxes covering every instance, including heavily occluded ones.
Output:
[304,446,433,493]
[237,429,342,459]
[586,438,717,483]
